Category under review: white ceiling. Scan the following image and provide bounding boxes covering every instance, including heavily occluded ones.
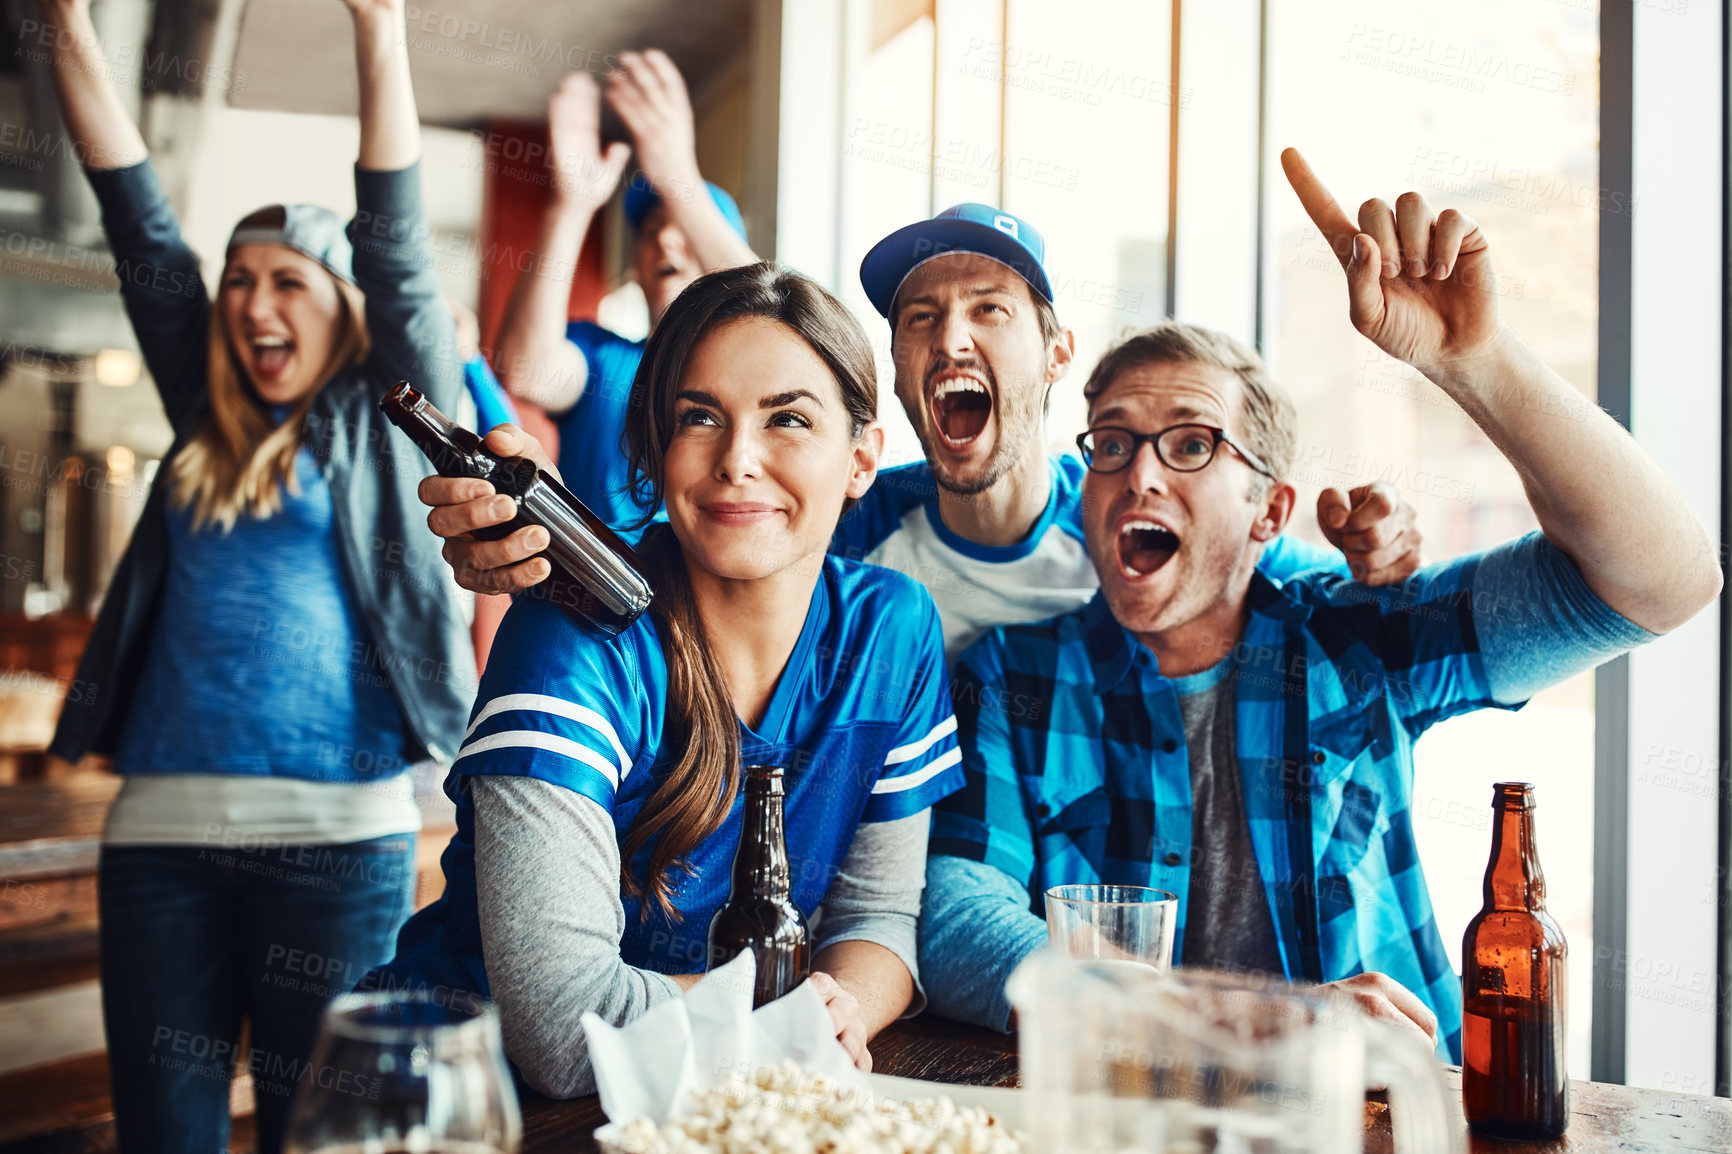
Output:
[228,0,753,125]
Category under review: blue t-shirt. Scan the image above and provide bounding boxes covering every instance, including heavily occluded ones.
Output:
[374,551,963,995]
[113,448,411,782]
[557,321,648,528]
[464,355,519,433]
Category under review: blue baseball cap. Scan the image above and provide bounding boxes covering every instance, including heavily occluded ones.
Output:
[859,203,1053,319]
[227,204,354,284]
[623,176,748,243]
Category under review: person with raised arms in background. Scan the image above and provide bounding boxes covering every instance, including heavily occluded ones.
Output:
[915,150,1722,1062]
[492,52,756,527]
[35,0,473,1149]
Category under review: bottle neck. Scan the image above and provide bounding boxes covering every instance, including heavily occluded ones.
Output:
[1483,798,1547,912]
[733,772,791,900]
[381,383,498,480]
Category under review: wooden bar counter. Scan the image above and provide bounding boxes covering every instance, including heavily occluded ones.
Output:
[518,1013,1732,1153]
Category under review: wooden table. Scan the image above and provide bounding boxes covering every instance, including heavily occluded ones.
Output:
[518,1014,1732,1153]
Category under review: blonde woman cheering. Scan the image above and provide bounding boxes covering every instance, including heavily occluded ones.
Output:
[36,0,472,1150]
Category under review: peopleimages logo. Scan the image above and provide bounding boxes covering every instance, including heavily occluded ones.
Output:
[1408,147,1636,220]
[1341,26,1577,97]
[403,6,620,74]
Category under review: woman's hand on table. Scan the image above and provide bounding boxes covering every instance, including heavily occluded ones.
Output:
[808,971,873,1073]
[666,969,872,1068]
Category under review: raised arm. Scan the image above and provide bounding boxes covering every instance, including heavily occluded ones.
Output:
[344,0,418,171]
[32,0,146,169]
[35,0,209,431]
[607,50,758,271]
[1282,148,1721,633]
[340,0,462,411]
[494,75,630,415]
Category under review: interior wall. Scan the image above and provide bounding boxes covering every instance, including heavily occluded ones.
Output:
[694,62,749,233]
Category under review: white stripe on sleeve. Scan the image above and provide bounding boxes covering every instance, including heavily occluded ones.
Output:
[464,693,631,782]
[455,730,625,790]
[871,746,962,794]
[884,715,958,766]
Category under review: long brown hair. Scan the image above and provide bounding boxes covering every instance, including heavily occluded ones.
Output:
[619,261,878,918]
[167,241,369,531]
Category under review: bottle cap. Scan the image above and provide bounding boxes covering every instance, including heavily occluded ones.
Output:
[1492,781,1535,806]
[743,765,784,791]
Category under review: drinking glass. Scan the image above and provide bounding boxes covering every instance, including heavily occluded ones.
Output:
[1045,884,1178,972]
[281,990,521,1154]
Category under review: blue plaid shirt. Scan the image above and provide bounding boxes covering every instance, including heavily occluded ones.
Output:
[928,533,1654,1061]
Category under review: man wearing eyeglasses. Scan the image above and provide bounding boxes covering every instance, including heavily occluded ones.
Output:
[919,151,1722,1061]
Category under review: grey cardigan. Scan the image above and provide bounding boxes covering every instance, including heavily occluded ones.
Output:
[49,159,475,767]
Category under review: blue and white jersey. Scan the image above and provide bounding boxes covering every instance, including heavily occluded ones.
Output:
[379,550,963,985]
[559,321,650,528]
[833,456,1345,664]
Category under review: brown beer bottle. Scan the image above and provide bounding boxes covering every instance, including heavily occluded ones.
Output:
[1461,782,1569,1139]
[379,382,653,635]
[706,766,810,1007]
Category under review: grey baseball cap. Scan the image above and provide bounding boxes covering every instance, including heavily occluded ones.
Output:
[226,204,355,284]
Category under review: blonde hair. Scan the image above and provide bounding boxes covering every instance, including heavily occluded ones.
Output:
[168,272,369,531]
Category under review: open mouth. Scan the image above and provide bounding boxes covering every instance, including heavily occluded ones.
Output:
[1117,520,1179,579]
[930,377,993,448]
[655,262,681,280]
[250,335,294,378]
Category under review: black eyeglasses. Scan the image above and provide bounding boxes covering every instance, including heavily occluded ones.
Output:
[1075,424,1277,479]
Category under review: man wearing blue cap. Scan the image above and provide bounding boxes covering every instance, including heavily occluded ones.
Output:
[492,51,755,526]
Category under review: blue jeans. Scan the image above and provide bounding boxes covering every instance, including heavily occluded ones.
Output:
[98,835,415,1154]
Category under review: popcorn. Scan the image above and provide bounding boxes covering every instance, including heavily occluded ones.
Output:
[604,1061,1026,1154]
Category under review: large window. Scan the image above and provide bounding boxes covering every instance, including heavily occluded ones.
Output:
[788,0,1611,1079]
[1261,0,1601,1075]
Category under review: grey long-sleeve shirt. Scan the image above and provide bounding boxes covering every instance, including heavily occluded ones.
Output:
[472,775,929,1099]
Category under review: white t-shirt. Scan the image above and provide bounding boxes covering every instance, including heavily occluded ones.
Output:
[103,772,424,847]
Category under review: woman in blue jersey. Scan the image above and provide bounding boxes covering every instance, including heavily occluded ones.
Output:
[372,262,964,1096]
[36,0,471,1150]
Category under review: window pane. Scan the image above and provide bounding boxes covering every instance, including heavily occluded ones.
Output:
[1002,0,1173,454]
[1262,0,1600,1075]
[838,3,938,467]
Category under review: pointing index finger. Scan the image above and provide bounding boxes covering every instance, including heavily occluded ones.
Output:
[1281,147,1359,269]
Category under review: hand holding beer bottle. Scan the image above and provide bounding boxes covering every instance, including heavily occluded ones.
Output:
[381,382,653,634]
